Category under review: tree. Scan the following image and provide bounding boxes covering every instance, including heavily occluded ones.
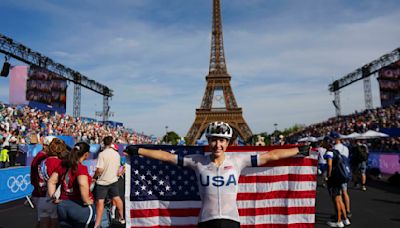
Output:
[162,131,180,145]
[281,124,306,135]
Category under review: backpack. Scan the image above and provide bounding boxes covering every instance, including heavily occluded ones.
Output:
[331,149,352,183]
[358,145,369,162]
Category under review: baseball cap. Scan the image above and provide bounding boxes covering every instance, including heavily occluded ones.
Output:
[329,131,341,139]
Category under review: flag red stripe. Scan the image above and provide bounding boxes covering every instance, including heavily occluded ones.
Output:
[239,174,316,183]
[130,223,313,228]
[130,205,314,219]
[239,206,315,216]
[130,225,197,228]
[131,208,200,218]
[225,145,300,152]
[261,158,318,167]
[241,223,314,228]
[237,190,316,200]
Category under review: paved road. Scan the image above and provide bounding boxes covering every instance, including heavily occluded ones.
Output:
[1,179,399,228]
[315,179,400,228]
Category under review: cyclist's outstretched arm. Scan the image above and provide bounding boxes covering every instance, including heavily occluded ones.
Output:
[258,145,310,166]
[125,145,177,165]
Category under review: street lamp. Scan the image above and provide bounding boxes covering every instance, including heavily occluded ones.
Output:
[165,126,169,144]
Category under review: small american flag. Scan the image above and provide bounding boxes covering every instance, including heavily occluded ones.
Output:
[125,145,318,228]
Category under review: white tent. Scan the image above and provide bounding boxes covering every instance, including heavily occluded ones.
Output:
[355,130,389,139]
[342,132,362,139]
[298,136,318,142]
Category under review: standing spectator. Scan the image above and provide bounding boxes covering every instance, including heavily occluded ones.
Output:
[0,136,4,167]
[317,142,328,187]
[331,132,352,218]
[8,136,18,167]
[324,141,351,227]
[93,136,125,227]
[36,138,66,228]
[30,136,56,228]
[47,142,95,228]
[351,140,369,191]
[0,145,10,168]
[279,135,286,145]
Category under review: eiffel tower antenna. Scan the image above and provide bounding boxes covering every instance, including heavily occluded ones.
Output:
[186,0,253,145]
[209,0,227,75]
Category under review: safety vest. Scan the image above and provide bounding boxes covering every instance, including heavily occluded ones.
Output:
[0,149,9,162]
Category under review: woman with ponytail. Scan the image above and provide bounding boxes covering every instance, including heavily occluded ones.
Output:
[47,142,95,228]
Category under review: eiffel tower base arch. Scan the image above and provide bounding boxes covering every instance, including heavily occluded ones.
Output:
[186,108,252,145]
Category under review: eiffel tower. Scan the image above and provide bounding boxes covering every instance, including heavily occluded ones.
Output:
[186,0,253,145]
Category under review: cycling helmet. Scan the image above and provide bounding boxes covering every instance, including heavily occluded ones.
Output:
[205,121,233,139]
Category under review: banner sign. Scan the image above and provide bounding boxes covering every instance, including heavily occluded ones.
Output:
[379,154,400,174]
[368,152,400,174]
[0,166,33,204]
[378,60,400,107]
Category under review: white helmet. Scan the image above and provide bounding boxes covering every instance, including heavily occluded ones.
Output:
[205,121,233,139]
[44,136,56,146]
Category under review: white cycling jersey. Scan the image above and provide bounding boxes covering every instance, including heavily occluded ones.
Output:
[177,153,259,223]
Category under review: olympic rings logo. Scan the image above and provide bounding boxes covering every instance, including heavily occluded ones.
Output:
[7,174,31,193]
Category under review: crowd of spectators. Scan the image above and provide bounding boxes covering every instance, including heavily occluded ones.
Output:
[0,101,157,165]
[287,104,400,152]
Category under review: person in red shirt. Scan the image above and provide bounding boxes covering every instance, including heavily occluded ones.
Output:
[30,135,56,228]
[47,142,95,228]
[36,138,66,228]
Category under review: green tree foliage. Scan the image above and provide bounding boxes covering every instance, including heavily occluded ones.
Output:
[281,124,306,135]
[250,123,305,145]
[163,131,180,145]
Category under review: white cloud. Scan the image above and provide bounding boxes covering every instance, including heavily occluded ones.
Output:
[1,0,400,137]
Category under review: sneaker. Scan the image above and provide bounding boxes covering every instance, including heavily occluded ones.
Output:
[346,212,352,218]
[327,221,344,227]
[362,185,367,191]
[118,218,126,225]
[343,218,351,226]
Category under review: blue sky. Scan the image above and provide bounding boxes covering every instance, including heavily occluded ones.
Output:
[1,0,400,137]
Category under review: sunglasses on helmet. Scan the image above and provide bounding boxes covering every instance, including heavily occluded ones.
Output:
[209,125,231,135]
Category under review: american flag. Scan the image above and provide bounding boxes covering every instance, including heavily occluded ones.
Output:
[125,145,318,228]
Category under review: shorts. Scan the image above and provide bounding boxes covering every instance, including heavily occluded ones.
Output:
[341,182,348,191]
[358,161,367,174]
[352,161,367,175]
[95,182,120,200]
[198,219,240,228]
[37,196,58,219]
[327,179,344,197]
[318,164,327,172]
[318,164,327,175]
